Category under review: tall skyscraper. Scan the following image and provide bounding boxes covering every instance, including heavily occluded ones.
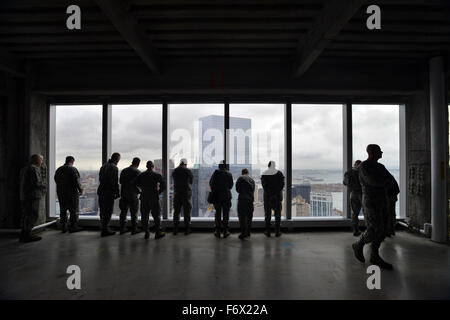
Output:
[198,115,252,217]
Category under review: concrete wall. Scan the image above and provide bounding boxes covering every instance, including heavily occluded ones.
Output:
[406,92,432,229]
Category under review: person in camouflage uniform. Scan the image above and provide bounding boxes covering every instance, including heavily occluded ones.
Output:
[343,160,363,236]
[352,144,396,270]
[135,160,165,240]
[97,152,121,237]
[19,154,45,242]
[172,158,194,235]
[236,168,255,240]
[119,157,141,235]
[54,156,83,233]
[261,161,285,238]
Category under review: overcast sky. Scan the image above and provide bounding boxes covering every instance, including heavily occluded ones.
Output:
[55,103,400,172]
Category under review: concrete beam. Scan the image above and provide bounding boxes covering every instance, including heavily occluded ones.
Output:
[293,0,366,78]
[0,48,25,78]
[95,0,160,74]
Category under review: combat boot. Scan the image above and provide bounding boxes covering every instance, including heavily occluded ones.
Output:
[370,244,393,270]
[264,227,271,238]
[144,231,150,239]
[238,233,246,240]
[184,226,191,235]
[214,227,221,238]
[101,229,116,237]
[173,224,179,235]
[352,239,365,263]
[223,227,230,238]
[155,230,166,239]
[61,223,67,234]
[275,224,281,237]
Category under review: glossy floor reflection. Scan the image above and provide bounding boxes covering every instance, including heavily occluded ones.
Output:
[0,229,449,300]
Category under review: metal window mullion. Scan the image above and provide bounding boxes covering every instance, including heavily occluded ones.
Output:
[224,101,230,164]
[162,102,169,220]
[102,103,112,164]
[285,102,292,220]
[343,103,352,220]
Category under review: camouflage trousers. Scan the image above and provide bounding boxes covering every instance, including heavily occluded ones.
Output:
[238,198,254,235]
[360,194,386,248]
[21,199,40,237]
[140,197,162,232]
[58,194,79,227]
[173,195,192,227]
[264,196,282,228]
[119,193,139,227]
[99,192,115,231]
[350,192,362,229]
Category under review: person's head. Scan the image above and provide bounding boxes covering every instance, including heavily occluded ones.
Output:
[218,160,227,170]
[30,154,43,167]
[366,144,383,161]
[242,168,249,176]
[131,157,140,168]
[146,160,154,170]
[180,158,187,167]
[111,152,121,164]
[65,156,75,166]
[268,161,276,169]
[354,160,362,167]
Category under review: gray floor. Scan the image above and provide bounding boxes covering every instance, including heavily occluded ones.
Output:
[0,229,449,300]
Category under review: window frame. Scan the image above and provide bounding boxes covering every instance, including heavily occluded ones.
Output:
[48,99,407,224]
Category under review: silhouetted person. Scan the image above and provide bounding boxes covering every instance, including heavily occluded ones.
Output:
[172,158,194,235]
[119,157,141,235]
[236,168,255,240]
[209,161,233,238]
[135,161,165,240]
[352,144,395,270]
[19,154,45,242]
[343,160,362,236]
[261,161,284,237]
[97,152,120,237]
[54,156,83,233]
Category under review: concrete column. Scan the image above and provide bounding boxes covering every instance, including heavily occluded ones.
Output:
[429,56,448,243]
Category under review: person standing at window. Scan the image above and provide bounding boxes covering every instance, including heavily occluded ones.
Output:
[261,161,285,237]
[97,152,120,237]
[19,154,45,242]
[119,157,141,235]
[54,156,83,233]
[209,161,234,238]
[343,160,363,236]
[172,158,194,235]
[236,168,255,240]
[135,161,166,240]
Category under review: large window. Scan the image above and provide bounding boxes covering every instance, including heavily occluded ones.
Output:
[291,104,343,219]
[353,104,400,216]
[49,101,405,223]
[169,104,224,218]
[53,105,102,217]
[229,104,285,218]
[111,104,162,216]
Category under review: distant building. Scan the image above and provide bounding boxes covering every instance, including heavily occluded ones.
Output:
[292,183,311,204]
[310,191,333,217]
[199,115,252,217]
[295,195,310,217]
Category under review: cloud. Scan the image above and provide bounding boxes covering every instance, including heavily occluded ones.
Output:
[54,103,400,172]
